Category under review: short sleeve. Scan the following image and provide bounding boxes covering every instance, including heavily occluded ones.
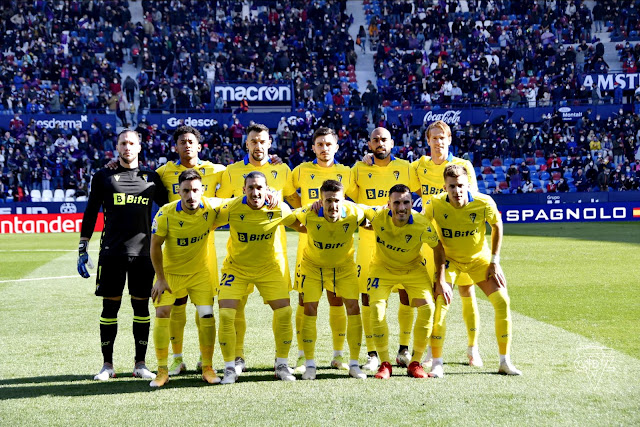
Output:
[363,206,379,222]
[212,202,231,228]
[152,207,167,237]
[294,206,309,225]
[485,197,500,225]
[282,165,296,196]
[464,160,478,192]
[408,161,421,193]
[216,170,234,198]
[280,204,297,226]
[420,224,439,248]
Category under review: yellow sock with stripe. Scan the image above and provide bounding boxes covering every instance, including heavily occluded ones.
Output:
[301,314,317,360]
[397,303,414,347]
[153,317,170,367]
[295,304,305,356]
[346,314,363,362]
[272,306,293,359]
[218,308,237,363]
[371,300,390,363]
[361,304,376,353]
[461,295,480,347]
[329,305,347,352]
[411,303,434,363]
[197,316,216,367]
[430,295,450,359]
[235,295,248,359]
[488,289,512,355]
[169,303,187,355]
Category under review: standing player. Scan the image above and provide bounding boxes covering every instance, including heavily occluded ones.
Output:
[365,184,447,379]
[412,120,483,367]
[351,127,420,371]
[216,123,295,375]
[292,180,367,380]
[424,165,521,377]
[78,129,168,381]
[155,125,225,376]
[214,171,306,384]
[287,127,355,373]
[149,170,223,386]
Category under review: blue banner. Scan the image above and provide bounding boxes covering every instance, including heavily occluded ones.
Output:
[0,202,87,215]
[0,114,115,131]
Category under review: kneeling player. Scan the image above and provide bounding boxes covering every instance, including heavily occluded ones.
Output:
[292,180,367,380]
[149,170,222,387]
[424,164,521,377]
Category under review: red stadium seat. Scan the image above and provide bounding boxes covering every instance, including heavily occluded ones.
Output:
[483,166,494,174]
[526,157,535,165]
[491,158,503,166]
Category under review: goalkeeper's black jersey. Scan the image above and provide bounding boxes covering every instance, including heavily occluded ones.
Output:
[80,165,168,256]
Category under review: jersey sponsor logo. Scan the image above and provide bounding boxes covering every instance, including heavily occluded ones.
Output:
[113,193,150,206]
[240,214,245,221]
[237,231,273,242]
[267,212,274,221]
[313,240,345,249]
[443,214,448,219]
[178,221,184,227]
[114,175,121,182]
[366,189,388,199]
[469,213,476,222]
[368,173,372,179]
[441,228,478,238]
[316,224,322,230]
[376,235,408,252]
[343,224,349,233]
[422,184,443,195]
[393,171,400,180]
[308,188,319,199]
[176,229,210,246]
[271,170,278,179]
[405,234,412,243]
[310,174,315,180]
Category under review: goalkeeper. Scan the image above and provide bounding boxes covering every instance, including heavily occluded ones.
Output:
[78,130,168,381]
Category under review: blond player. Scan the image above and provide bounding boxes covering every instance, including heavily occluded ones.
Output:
[366,184,447,380]
[412,120,483,368]
[216,123,295,375]
[149,170,224,387]
[424,164,521,377]
[351,127,421,371]
[292,179,367,380]
[287,127,354,373]
[214,171,306,384]
[154,125,225,376]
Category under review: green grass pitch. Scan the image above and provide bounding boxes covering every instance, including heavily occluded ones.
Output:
[0,223,639,425]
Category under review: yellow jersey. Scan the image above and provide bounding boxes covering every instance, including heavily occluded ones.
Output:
[217,155,296,200]
[424,191,499,263]
[411,153,477,207]
[294,202,364,268]
[213,197,297,269]
[290,160,354,204]
[364,207,439,270]
[151,197,223,274]
[156,159,225,201]
[350,156,420,204]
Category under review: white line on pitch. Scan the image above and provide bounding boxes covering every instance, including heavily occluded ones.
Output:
[0,275,79,283]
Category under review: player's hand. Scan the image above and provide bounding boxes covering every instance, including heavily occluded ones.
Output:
[265,188,280,208]
[434,280,453,304]
[77,240,94,278]
[105,159,118,170]
[310,200,322,213]
[362,153,374,165]
[488,263,507,288]
[269,154,283,165]
[151,278,171,303]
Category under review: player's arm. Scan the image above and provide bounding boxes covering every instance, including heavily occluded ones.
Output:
[286,218,307,233]
[216,170,234,198]
[284,166,302,207]
[488,219,507,288]
[152,173,169,207]
[284,192,302,208]
[432,241,452,304]
[464,160,478,192]
[150,233,171,302]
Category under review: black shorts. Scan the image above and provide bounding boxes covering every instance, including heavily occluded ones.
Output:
[95,255,154,298]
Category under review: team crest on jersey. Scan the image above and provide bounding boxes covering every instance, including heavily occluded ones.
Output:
[336,174,343,182]
[405,234,412,243]
[142,174,148,182]
[316,224,322,230]
[271,170,278,179]
[114,175,120,182]
[444,214,448,219]
[267,212,274,221]
[200,168,206,175]
[368,173,372,179]
[240,214,245,221]
[393,171,400,180]
[178,221,184,227]
[469,213,476,223]
[203,212,209,221]
[343,224,349,233]
[310,174,315,180]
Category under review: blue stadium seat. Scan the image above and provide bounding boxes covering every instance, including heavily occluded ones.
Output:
[503,158,514,167]
[539,171,550,180]
[515,157,524,165]
[474,167,482,176]
[483,174,496,182]
[528,165,537,173]
[481,158,492,167]
[536,157,546,165]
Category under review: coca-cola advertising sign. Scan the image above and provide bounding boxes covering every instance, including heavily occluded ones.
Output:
[423,110,462,125]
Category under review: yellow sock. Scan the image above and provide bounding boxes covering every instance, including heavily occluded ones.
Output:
[295,304,305,355]
[302,314,317,360]
[431,295,449,359]
[218,308,236,363]
[235,295,248,358]
[371,300,390,363]
[169,303,187,355]
[488,289,512,355]
[461,295,480,347]
[346,314,363,362]
[361,304,376,353]
[397,303,414,347]
[154,317,170,367]
[273,306,293,359]
[411,303,434,362]
[197,316,215,366]
[329,305,347,351]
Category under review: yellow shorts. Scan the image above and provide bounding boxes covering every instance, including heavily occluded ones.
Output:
[241,225,290,296]
[218,262,290,303]
[300,261,359,303]
[356,228,375,294]
[421,243,473,286]
[444,255,491,285]
[154,270,213,307]
[368,263,434,305]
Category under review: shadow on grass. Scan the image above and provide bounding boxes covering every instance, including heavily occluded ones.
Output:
[503,222,640,245]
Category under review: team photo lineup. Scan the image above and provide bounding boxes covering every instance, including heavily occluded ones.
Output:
[77,120,520,386]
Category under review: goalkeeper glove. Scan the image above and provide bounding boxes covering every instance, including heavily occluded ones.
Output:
[77,240,94,278]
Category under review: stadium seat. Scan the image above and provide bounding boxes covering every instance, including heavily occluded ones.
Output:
[536,157,546,165]
[41,190,53,202]
[539,164,547,172]
[482,166,494,174]
[53,189,65,202]
[65,189,76,199]
[525,157,535,165]
[551,172,561,181]
[474,167,482,176]
[539,171,550,180]
[515,157,524,165]
[76,195,88,202]
[503,158,514,167]
[528,165,537,173]
[498,181,509,190]
[30,189,42,202]
[491,158,503,167]
[481,158,492,167]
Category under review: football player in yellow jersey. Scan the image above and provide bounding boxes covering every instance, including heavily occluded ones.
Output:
[155,126,225,377]
[216,123,296,375]
[412,120,484,368]
[287,127,355,373]
[149,169,223,387]
[214,171,306,384]
[291,180,367,380]
[365,184,448,380]
[351,127,421,372]
[424,164,520,377]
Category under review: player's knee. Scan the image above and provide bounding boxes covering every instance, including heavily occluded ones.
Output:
[102,298,122,317]
[195,305,214,318]
[155,305,171,318]
[458,285,474,297]
[490,290,510,314]
[219,307,236,324]
[370,300,386,323]
[304,302,319,316]
[173,296,188,306]
[344,299,360,315]
[274,305,292,320]
[416,300,434,318]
